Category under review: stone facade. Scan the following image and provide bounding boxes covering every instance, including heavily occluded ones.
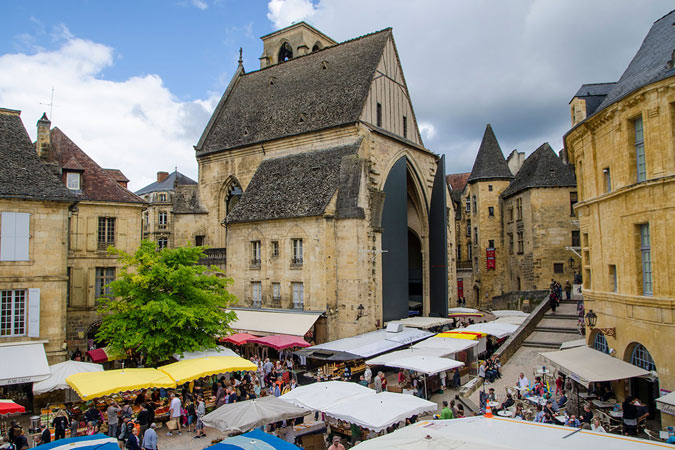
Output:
[194,24,454,341]
[564,11,675,427]
[259,22,336,69]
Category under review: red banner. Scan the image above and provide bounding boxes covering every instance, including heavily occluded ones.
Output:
[486,248,496,270]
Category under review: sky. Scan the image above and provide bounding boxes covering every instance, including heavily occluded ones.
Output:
[0,1,672,191]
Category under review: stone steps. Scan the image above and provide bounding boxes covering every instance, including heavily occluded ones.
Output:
[543,313,578,320]
[534,326,579,334]
[521,341,562,349]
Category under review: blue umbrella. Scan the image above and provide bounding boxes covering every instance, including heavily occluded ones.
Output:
[38,433,118,450]
[207,429,301,450]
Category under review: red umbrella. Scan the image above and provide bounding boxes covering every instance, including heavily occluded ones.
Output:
[0,400,25,416]
[247,334,310,350]
[221,333,259,346]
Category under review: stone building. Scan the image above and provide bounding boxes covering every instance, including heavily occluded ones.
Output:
[0,108,75,374]
[564,10,675,427]
[449,126,579,307]
[38,120,146,352]
[135,170,207,249]
[194,22,454,341]
[501,143,579,292]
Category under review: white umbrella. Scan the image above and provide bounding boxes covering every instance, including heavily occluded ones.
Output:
[33,361,103,395]
[324,391,436,432]
[201,396,309,433]
[281,381,374,411]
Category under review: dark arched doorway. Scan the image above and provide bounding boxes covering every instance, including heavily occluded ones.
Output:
[408,230,423,313]
[627,343,659,425]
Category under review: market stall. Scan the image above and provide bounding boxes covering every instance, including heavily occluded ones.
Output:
[158,355,257,384]
[367,355,464,398]
[0,341,51,414]
[388,317,454,330]
[281,381,374,411]
[201,396,309,433]
[66,368,176,401]
[323,391,436,432]
[248,334,311,350]
[37,434,118,450]
[460,322,519,339]
[0,399,25,415]
[412,335,480,379]
[221,333,260,345]
[352,416,663,450]
[33,361,104,397]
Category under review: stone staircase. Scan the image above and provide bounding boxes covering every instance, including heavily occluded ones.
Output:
[522,290,583,349]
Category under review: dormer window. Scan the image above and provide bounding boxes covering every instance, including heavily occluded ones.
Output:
[66,172,81,190]
[159,193,167,202]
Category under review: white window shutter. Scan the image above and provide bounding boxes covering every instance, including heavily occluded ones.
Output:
[14,213,30,261]
[27,288,41,337]
[0,212,16,261]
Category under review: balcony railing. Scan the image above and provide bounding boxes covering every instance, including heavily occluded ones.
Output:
[199,247,226,266]
[291,257,303,266]
[457,260,473,270]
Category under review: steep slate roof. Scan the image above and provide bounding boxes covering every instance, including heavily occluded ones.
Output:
[501,143,577,199]
[467,124,513,183]
[196,29,391,155]
[49,128,144,204]
[227,140,361,223]
[594,10,675,113]
[572,82,616,116]
[0,110,74,202]
[446,173,470,192]
[135,170,197,195]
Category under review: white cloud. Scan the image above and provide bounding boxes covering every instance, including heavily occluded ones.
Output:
[267,0,317,28]
[192,0,208,10]
[418,122,436,141]
[0,35,219,191]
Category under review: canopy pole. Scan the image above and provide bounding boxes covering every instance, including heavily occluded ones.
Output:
[424,374,428,399]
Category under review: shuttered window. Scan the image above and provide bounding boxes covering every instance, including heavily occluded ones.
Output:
[0,212,30,261]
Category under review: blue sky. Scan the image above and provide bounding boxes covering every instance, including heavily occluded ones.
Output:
[1,1,673,190]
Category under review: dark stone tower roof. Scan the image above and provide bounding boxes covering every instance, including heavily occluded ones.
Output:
[135,170,197,195]
[501,143,577,198]
[467,124,513,184]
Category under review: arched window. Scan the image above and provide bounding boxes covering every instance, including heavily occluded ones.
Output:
[594,332,609,354]
[312,42,322,52]
[225,182,242,216]
[278,42,293,62]
[630,344,656,371]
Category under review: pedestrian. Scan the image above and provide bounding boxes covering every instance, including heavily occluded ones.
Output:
[38,424,51,445]
[136,404,150,445]
[107,401,121,438]
[194,396,207,439]
[117,416,134,449]
[126,427,141,450]
[142,423,158,450]
[167,393,182,436]
[440,400,454,419]
[328,435,346,450]
[374,371,383,392]
[564,280,572,300]
[52,409,70,440]
[364,365,372,386]
[13,429,28,450]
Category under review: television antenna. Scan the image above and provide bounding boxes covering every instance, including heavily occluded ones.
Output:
[40,87,56,121]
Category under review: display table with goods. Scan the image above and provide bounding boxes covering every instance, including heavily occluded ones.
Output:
[302,360,367,381]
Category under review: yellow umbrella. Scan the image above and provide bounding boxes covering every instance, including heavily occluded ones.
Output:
[66,368,176,401]
[158,356,257,384]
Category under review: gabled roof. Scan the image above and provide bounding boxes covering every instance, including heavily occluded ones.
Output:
[467,124,513,183]
[49,128,144,204]
[501,143,576,199]
[105,169,129,184]
[594,10,675,113]
[135,170,197,195]
[446,173,470,192]
[572,82,617,116]
[196,29,391,155]
[226,140,361,224]
[0,109,74,202]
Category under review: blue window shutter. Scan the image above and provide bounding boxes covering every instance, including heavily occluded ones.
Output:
[1,212,16,261]
[15,213,30,261]
[28,288,41,337]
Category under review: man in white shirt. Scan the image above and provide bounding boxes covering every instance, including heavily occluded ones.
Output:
[364,366,372,386]
[516,372,529,398]
[167,393,182,436]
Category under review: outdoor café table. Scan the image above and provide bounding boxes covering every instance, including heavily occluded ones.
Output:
[554,415,567,424]
[578,392,596,400]
[592,399,615,409]
[497,410,513,417]
[525,396,546,406]
[487,401,500,408]
[608,410,623,419]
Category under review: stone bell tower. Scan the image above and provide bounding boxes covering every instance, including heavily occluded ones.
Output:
[259,21,336,68]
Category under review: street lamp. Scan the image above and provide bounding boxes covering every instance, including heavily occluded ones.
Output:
[356,304,365,320]
[585,310,597,328]
[568,257,576,269]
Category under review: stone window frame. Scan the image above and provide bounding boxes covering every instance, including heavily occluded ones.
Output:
[291,238,303,266]
[251,240,262,267]
[553,263,564,274]
[638,223,652,296]
[633,115,647,183]
[488,206,494,217]
[608,264,617,292]
[251,281,262,308]
[508,233,514,254]
[291,282,304,309]
[94,267,115,299]
[0,289,26,337]
[97,217,115,249]
[157,237,168,250]
[271,240,280,258]
[516,230,524,254]
[516,198,523,221]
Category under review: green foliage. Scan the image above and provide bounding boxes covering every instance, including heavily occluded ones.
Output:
[96,240,238,363]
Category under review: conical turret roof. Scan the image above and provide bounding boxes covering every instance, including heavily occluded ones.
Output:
[467,124,513,183]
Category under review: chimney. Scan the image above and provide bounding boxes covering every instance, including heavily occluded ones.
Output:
[157,171,169,182]
[36,112,51,158]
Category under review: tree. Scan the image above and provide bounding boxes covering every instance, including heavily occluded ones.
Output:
[97,240,238,363]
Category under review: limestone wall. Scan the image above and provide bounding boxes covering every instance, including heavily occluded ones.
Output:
[0,199,70,363]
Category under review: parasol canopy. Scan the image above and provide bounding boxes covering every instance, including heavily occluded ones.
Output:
[159,356,257,383]
[172,346,238,361]
[206,429,300,450]
[281,381,374,411]
[201,396,309,433]
[37,434,118,450]
[247,334,310,350]
[0,399,25,416]
[33,360,104,395]
[221,332,260,345]
[66,368,176,401]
